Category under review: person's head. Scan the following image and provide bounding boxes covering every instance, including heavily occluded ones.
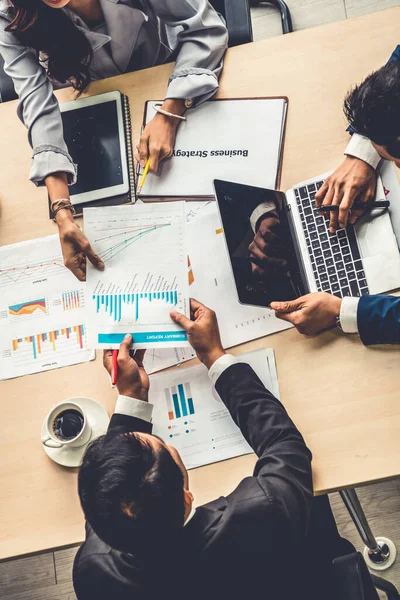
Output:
[344,61,400,167]
[5,0,92,91]
[78,431,194,554]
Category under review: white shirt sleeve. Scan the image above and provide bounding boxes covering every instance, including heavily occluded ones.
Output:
[340,296,360,334]
[344,134,381,170]
[115,395,154,423]
[249,201,277,232]
[208,354,239,385]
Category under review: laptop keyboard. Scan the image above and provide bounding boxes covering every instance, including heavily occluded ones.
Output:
[294,181,369,298]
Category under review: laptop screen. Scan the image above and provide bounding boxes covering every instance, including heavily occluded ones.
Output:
[214,179,306,308]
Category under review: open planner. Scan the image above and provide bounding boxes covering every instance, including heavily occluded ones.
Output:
[138,97,288,200]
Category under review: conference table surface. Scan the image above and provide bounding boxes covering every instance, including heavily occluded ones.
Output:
[1,7,400,560]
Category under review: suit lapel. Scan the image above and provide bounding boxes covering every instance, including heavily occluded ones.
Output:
[99,0,147,73]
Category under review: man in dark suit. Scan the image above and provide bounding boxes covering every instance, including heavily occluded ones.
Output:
[73,299,353,600]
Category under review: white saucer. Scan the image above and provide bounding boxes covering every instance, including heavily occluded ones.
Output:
[41,397,110,468]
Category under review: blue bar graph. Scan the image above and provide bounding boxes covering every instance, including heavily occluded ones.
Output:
[165,382,195,420]
[178,384,188,417]
[93,291,179,322]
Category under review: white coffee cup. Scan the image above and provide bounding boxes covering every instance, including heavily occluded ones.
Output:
[41,400,92,449]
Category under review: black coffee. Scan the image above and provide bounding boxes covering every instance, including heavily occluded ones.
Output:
[52,409,84,441]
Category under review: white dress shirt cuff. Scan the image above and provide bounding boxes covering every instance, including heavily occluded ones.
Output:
[344,134,381,170]
[340,296,360,334]
[208,354,238,386]
[115,395,154,423]
[249,201,277,232]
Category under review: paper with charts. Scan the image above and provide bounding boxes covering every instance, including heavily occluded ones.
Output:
[84,203,190,350]
[0,235,94,380]
[150,348,280,470]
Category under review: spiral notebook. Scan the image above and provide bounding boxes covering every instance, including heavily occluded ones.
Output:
[48,91,136,218]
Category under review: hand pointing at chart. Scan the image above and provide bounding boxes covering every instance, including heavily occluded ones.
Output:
[170,299,225,369]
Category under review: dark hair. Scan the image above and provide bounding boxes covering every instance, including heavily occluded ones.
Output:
[5,0,92,91]
[78,433,185,554]
[344,61,400,159]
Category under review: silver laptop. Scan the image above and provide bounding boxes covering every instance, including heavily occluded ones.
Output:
[214,177,400,308]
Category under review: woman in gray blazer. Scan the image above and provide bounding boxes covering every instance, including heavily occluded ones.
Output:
[0,0,228,280]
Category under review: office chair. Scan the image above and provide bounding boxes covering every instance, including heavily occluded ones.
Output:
[210,0,293,47]
[333,552,400,600]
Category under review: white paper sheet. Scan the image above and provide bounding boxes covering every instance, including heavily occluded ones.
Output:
[140,99,287,197]
[151,348,279,470]
[84,203,190,349]
[0,235,94,380]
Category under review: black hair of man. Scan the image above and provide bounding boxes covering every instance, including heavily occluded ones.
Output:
[344,61,400,159]
[78,433,185,554]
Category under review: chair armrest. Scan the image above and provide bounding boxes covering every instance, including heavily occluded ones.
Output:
[332,552,380,600]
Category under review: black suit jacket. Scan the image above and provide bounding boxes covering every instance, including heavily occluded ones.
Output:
[73,363,344,599]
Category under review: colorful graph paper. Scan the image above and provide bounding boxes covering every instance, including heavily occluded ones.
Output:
[8,298,46,317]
[164,382,195,420]
[62,290,81,310]
[93,291,179,323]
[12,324,85,360]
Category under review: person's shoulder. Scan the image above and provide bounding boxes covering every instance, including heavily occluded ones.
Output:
[0,0,14,19]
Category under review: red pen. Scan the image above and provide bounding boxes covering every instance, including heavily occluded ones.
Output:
[111,349,118,386]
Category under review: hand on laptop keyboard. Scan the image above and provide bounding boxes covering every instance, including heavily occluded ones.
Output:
[314,156,377,232]
[270,292,342,336]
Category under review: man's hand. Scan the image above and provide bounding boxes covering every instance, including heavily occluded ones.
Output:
[248,212,287,277]
[103,335,149,401]
[270,292,342,336]
[170,299,225,369]
[135,99,185,174]
[315,156,377,233]
[56,210,104,282]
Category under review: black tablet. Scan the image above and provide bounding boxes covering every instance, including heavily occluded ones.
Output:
[214,179,305,308]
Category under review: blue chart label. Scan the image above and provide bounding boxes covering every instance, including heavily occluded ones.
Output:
[98,331,188,344]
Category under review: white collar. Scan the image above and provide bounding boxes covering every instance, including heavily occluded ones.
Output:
[184,505,196,527]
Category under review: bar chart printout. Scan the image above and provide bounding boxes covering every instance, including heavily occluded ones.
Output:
[84,203,190,350]
[0,235,93,380]
[165,383,195,420]
[151,349,279,470]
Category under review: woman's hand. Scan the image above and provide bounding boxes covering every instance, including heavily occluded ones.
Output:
[56,210,104,281]
[315,156,377,233]
[135,99,185,173]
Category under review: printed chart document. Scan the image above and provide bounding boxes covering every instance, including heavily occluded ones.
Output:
[0,235,94,380]
[139,98,287,198]
[84,203,190,350]
[150,348,279,470]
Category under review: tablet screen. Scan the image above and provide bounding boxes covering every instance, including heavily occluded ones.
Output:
[214,180,306,307]
[61,100,124,196]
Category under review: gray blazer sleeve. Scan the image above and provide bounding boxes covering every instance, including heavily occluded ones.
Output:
[0,10,77,186]
[149,0,228,105]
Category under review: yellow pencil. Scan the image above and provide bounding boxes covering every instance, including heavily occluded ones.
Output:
[137,157,151,195]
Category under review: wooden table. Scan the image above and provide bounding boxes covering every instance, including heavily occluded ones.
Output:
[1,7,400,560]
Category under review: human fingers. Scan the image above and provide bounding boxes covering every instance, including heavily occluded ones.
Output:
[338,187,359,230]
[117,334,133,365]
[134,349,146,366]
[315,180,329,207]
[348,185,375,225]
[103,349,113,373]
[149,140,161,173]
[270,298,303,313]
[138,133,149,169]
[83,241,105,271]
[328,188,344,233]
[170,310,193,331]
